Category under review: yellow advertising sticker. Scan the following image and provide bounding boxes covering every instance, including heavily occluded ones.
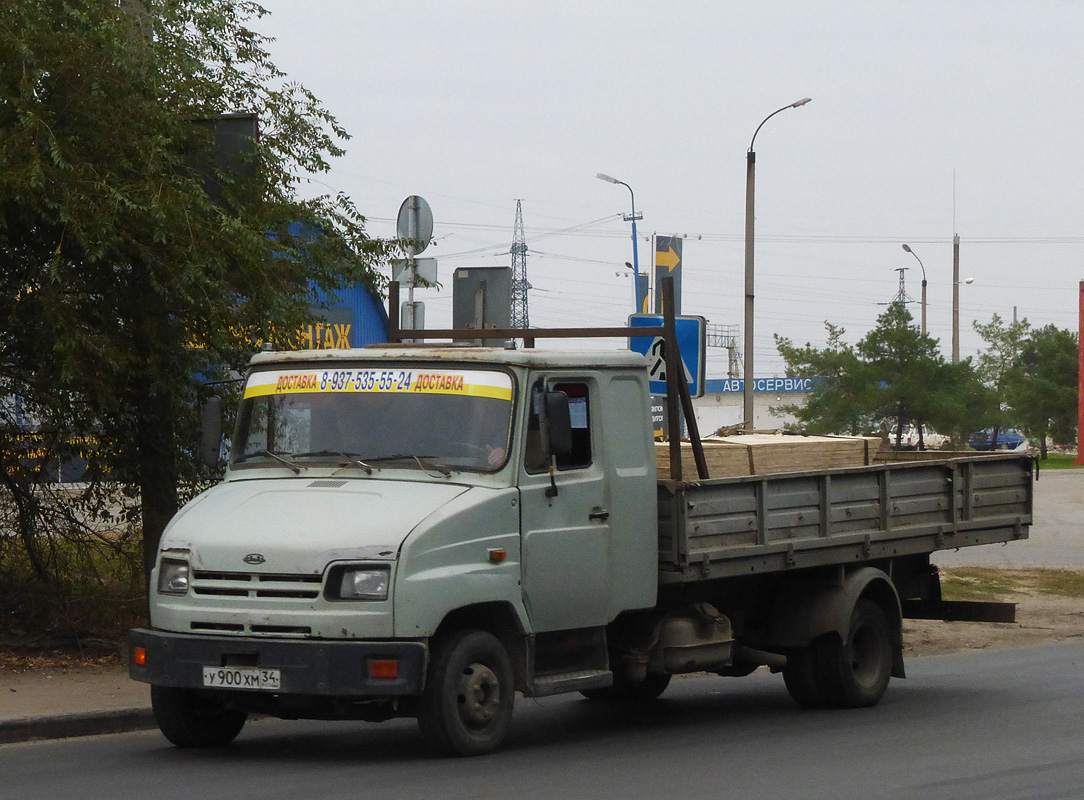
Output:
[244,367,513,402]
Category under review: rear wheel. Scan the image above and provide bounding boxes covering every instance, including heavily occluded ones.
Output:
[782,649,824,708]
[417,629,515,757]
[151,685,247,748]
[811,599,893,708]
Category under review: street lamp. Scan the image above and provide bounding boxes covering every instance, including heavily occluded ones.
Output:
[597,173,643,313]
[744,97,811,431]
[901,243,927,336]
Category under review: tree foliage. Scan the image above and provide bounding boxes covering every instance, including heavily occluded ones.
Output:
[973,313,1031,438]
[972,315,1078,456]
[775,322,875,436]
[1004,325,1078,457]
[0,0,386,589]
[776,302,990,447]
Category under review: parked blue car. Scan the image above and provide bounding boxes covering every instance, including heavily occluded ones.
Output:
[969,428,1027,451]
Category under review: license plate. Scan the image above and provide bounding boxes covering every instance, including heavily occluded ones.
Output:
[202,666,281,690]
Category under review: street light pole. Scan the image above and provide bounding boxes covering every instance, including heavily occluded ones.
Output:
[743,97,811,432]
[597,173,643,313]
[902,243,927,336]
[952,269,975,365]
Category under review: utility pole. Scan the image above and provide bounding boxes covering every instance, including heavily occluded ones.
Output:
[952,234,961,362]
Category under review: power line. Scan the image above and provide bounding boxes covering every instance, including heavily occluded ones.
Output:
[368,214,1084,247]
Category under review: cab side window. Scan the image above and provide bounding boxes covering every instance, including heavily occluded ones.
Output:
[553,382,591,470]
[524,380,592,474]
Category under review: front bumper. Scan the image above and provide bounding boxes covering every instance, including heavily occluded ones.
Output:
[128,628,428,697]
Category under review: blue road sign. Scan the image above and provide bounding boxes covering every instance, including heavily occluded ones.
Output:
[628,314,706,398]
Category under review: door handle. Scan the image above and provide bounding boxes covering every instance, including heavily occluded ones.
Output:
[588,508,610,522]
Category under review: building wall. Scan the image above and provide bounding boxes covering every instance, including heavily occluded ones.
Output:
[307,285,389,348]
[692,388,811,434]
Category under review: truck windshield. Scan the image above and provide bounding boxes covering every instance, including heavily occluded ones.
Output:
[232,366,515,473]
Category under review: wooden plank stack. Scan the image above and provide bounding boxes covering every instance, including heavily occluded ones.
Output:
[655,434,888,480]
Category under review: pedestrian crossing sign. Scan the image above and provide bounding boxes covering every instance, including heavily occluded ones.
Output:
[628,314,706,398]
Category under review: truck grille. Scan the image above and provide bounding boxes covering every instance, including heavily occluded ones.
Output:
[189,621,313,635]
[191,570,322,600]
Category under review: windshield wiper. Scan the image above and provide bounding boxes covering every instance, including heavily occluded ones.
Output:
[363,454,451,477]
[234,449,301,474]
[293,450,374,475]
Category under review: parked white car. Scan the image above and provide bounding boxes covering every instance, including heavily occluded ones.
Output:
[899,426,951,450]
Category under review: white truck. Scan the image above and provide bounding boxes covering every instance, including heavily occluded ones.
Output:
[129,331,1033,756]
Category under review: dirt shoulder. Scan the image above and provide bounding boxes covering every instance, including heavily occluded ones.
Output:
[904,592,1084,657]
[903,567,1084,657]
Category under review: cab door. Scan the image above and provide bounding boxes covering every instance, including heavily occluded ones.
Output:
[518,378,612,632]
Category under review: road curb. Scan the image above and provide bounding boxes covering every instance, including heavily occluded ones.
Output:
[0,708,156,745]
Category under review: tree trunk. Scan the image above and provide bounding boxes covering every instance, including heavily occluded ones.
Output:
[137,383,178,582]
[129,265,180,585]
[1,467,52,585]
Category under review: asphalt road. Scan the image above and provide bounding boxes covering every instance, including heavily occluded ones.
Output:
[935,468,1084,569]
[4,640,1084,800]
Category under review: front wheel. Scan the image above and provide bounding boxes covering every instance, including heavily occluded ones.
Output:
[417,629,515,757]
[811,599,893,708]
[151,685,247,748]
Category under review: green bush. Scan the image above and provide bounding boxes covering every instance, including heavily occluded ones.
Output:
[0,476,147,651]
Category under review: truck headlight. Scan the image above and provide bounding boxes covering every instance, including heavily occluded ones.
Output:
[157,558,190,596]
[327,565,390,601]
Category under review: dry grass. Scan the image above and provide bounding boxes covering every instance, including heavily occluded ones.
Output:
[941,567,1084,601]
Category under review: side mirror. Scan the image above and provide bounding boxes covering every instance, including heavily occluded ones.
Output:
[199,396,224,468]
[543,391,572,458]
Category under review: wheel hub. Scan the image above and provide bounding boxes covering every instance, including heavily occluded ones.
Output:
[850,623,884,687]
[456,662,501,729]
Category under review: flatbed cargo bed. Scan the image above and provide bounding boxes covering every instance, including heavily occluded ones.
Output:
[657,453,1033,583]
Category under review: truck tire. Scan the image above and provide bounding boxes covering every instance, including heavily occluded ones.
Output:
[417,629,514,757]
[582,669,671,701]
[150,685,247,748]
[811,599,893,708]
[782,649,824,708]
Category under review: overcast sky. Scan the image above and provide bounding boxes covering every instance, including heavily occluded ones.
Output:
[255,1,1083,377]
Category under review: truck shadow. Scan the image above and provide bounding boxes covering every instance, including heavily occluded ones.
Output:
[136,672,986,766]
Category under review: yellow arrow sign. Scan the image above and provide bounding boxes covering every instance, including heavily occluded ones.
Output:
[656,245,680,272]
